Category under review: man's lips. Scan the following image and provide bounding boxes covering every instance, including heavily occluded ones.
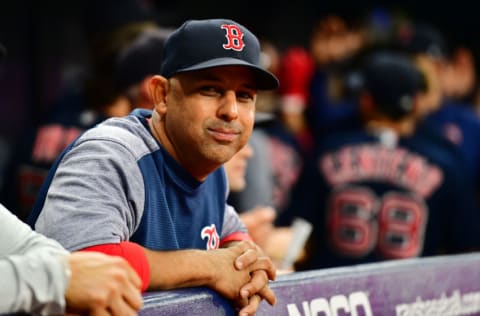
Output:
[207,128,240,142]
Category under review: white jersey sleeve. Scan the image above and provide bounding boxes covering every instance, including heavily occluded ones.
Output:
[0,204,69,315]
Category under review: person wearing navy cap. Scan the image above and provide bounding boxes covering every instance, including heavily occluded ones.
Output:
[29,19,278,315]
[113,27,173,110]
[279,51,480,270]
[399,23,480,214]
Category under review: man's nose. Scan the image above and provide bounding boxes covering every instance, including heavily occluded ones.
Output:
[217,91,239,121]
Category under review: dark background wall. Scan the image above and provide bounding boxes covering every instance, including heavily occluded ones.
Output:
[0,0,478,142]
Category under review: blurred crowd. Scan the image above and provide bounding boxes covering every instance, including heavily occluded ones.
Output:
[2,0,480,273]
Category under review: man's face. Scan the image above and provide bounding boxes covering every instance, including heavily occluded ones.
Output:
[161,66,257,175]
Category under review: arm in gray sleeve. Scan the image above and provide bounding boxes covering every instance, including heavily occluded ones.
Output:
[35,130,145,251]
[0,204,69,316]
[221,204,248,239]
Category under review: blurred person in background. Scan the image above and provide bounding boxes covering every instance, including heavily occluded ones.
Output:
[398,22,480,201]
[278,51,480,270]
[0,40,143,316]
[224,132,305,272]
[224,142,277,251]
[113,27,173,111]
[225,40,312,270]
[1,2,162,220]
[304,14,365,151]
[231,39,305,216]
[276,43,316,154]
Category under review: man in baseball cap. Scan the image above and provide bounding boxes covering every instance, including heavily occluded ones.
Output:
[113,27,172,109]
[114,28,173,90]
[278,49,480,271]
[30,18,278,316]
[361,51,426,121]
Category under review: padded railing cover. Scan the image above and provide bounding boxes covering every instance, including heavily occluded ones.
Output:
[140,252,480,315]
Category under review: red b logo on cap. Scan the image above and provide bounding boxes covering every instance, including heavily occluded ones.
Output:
[221,24,245,51]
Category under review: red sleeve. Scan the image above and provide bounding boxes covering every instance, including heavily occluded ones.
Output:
[220,232,252,247]
[81,242,150,292]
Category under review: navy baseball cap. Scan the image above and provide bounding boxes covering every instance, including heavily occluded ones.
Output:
[160,19,279,90]
[362,51,426,120]
[114,28,172,91]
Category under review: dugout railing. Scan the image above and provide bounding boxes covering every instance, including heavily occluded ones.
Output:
[140,252,480,315]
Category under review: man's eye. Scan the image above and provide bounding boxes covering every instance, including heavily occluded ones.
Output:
[201,86,220,95]
[237,92,254,101]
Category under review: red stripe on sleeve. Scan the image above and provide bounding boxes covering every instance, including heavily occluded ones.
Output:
[220,232,252,247]
[80,242,150,292]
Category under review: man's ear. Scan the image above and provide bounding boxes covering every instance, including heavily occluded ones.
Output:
[149,75,169,115]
